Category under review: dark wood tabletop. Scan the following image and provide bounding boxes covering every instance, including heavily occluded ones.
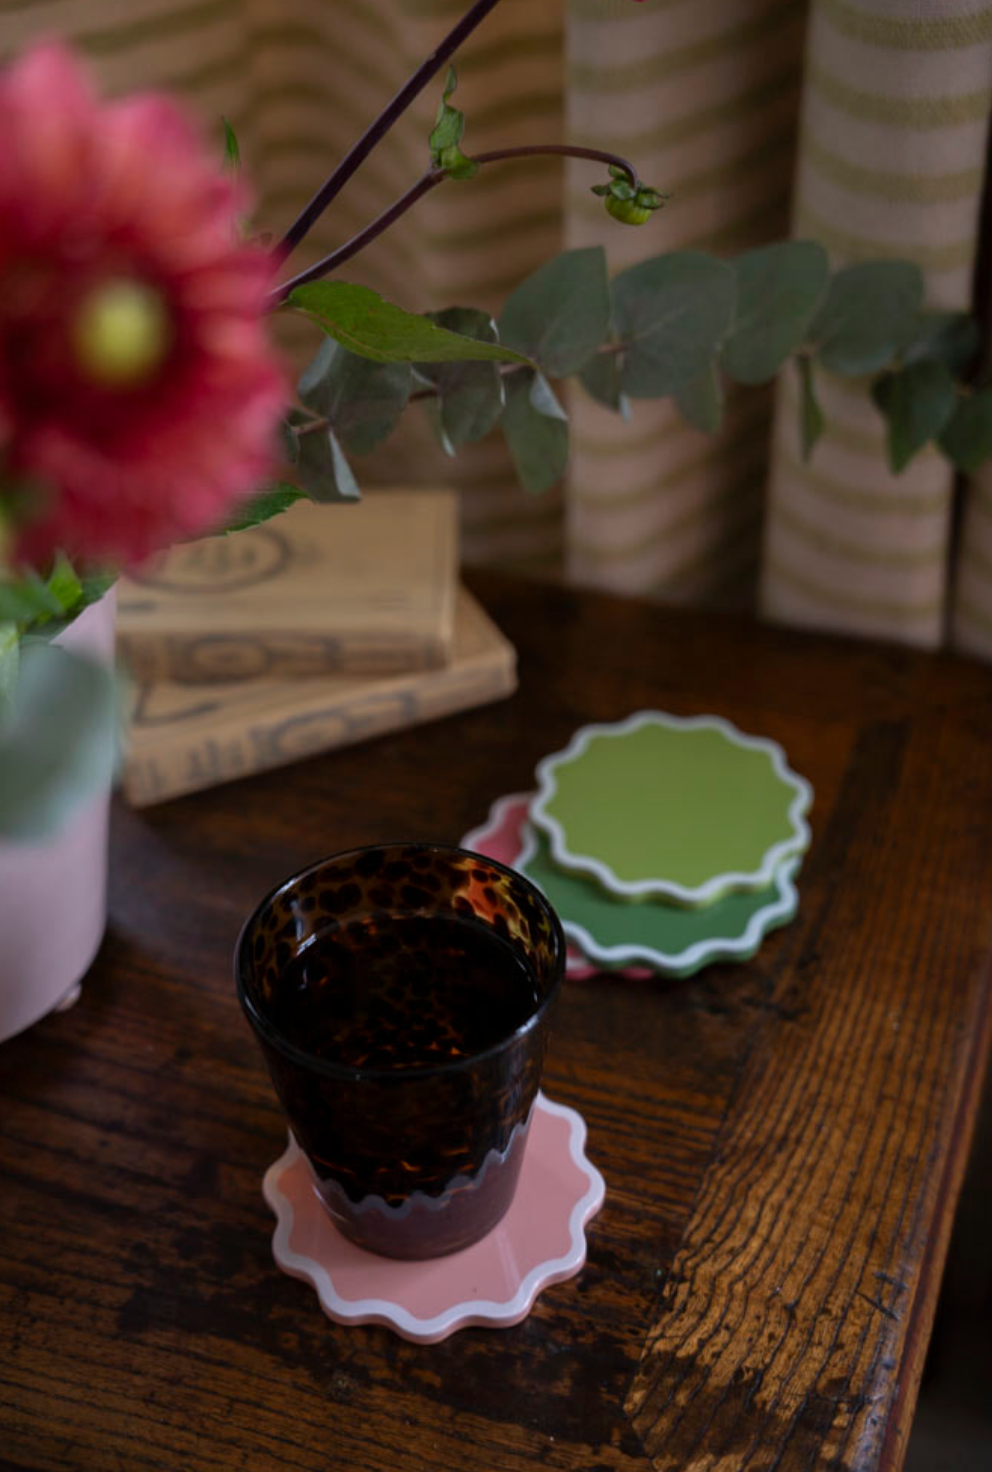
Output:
[3,569,992,1472]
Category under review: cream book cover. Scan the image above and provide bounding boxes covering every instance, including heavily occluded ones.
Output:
[123,588,516,807]
[116,488,458,683]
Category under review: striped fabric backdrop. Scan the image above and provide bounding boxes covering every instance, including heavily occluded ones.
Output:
[3,0,992,655]
[761,0,992,648]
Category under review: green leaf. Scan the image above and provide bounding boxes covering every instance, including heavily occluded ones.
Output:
[610,251,737,398]
[579,350,630,417]
[78,571,117,610]
[221,116,240,170]
[418,308,505,448]
[674,362,723,434]
[938,387,992,473]
[901,311,980,376]
[871,359,957,473]
[45,554,84,617]
[289,281,532,366]
[501,371,569,494]
[221,483,307,534]
[298,338,411,454]
[796,356,825,461]
[499,247,611,378]
[294,426,361,502]
[722,240,828,385]
[809,260,923,376]
[0,643,117,840]
[0,622,17,704]
[0,574,65,624]
[429,66,465,156]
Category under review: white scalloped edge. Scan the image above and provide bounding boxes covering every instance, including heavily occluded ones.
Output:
[517,820,800,973]
[530,711,813,906]
[262,1093,605,1344]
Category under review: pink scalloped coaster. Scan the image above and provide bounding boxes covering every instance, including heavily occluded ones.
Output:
[263,1093,605,1344]
[461,792,652,980]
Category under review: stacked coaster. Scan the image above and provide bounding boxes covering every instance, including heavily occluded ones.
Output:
[464,711,812,978]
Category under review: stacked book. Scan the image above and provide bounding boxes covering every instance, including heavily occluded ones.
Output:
[118,489,517,806]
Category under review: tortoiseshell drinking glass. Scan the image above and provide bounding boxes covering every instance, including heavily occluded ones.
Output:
[236,842,565,1259]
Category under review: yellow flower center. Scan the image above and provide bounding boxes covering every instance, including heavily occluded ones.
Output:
[72,279,173,387]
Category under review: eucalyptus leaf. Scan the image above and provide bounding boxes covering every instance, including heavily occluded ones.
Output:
[938,388,992,473]
[418,309,505,448]
[871,359,956,473]
[295,426,361,502]
[610,251,737,398]
[0,643,117,840]
[722,240,828,385]
[674,362,723,434]
[499,247,610,378]
[221,483,307,534]
[579,350,630,417]
[809,260,923,376]
[901,311,980,376]
[289,281,532,366]
[298,338,411,454]
[501,371,569,494]
[796,356,825,461]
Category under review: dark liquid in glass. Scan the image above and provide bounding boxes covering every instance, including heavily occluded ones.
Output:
[270,911,541,1070]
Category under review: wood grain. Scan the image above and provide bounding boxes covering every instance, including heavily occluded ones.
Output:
[1,570,991,1472]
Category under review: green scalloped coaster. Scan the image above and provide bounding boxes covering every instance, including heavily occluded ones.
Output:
[516,823,800,975]
[530,712,812,908]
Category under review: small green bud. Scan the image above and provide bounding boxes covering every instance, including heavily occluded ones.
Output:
[73,279,172,387]
[604,184,669,226]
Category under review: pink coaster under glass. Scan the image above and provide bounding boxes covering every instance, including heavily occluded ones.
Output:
[461,792,652,980]
[263,1093,605,1343]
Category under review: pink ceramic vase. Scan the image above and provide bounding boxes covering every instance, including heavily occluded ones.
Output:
[0,588,117,1044]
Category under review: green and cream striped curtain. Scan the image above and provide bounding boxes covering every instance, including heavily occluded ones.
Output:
[4,0,992,656]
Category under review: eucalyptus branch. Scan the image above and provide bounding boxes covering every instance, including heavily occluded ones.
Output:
[273,0,504,262]
[270,145,639,307]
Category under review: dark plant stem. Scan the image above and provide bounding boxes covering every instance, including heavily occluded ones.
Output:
[273,0,504,262]
[269,145,640,307]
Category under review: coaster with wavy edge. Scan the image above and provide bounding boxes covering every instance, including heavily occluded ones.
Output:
[461,791,652,978]
[262,1093,605,1343]
[530,711,812,907]
[516,821,800,975]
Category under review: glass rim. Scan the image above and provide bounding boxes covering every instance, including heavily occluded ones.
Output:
[234,840,566,1083]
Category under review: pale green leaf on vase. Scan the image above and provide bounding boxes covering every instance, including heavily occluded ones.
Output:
[0,622,17,705]
[871,359,957,473]
[610,251,737,398]
[289,281,532,366]
[722,240,828,385]
[501,371,569,494]
[0,643,117,840]
[809,260,923,376]
[499,247,611,378]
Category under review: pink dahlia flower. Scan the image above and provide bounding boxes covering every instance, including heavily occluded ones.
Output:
[0,43,287,569]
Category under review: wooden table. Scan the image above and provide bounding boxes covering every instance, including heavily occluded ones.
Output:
[3,571,992,1472]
